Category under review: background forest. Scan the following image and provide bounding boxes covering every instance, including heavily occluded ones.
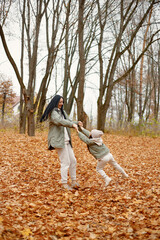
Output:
[0,0,160,136]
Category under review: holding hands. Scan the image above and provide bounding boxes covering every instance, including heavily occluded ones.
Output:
[72,121,83,132]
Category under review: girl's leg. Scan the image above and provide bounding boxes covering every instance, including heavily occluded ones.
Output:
[57,144,71,184]
[107,153,128,177]
[96,156,112,186]
[96,159,108,179]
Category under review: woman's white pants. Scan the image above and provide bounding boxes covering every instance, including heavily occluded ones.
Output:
[96,152,127,179]
[57,143,77,184]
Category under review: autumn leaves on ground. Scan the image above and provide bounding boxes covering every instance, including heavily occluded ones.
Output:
[0,130,160,240]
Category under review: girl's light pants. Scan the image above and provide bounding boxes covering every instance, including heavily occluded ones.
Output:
[57,143,77,184]
[96,152,127,179]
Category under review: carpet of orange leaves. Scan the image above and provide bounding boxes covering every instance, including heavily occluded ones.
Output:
[0,130,160,240]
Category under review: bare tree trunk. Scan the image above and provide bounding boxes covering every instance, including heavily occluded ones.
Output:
[77,0,85,122]
[19,0,26,133]
[63,0,71,110]
[157,49,160,120]
[154,47,160,121]
[1,92,6,126]
[26,1,41,136]
[19,89,26,134]
[27,110,35,136]
[36,85,47,123]
[125,46,136,122]
[96,0,109,130]
[139,6,152,121]
[127,69,136,122]
[97,84,113,131]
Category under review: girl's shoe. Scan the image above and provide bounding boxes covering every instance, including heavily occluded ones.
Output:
[122,173,129,178]
[105,176,112,187]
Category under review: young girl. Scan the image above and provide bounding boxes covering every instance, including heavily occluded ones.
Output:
[78,126,128,187]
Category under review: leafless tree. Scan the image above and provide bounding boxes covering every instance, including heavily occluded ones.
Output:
[146,43,160,121]
[95,0,160,131]
[0,74,16,125]
[139,3,153,121]
[77,0,86,123]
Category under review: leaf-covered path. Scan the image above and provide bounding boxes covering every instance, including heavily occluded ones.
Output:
[0,131,160,240]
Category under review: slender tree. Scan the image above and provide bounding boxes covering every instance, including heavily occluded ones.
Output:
[77,0,86,122]
[0,76,16,125]
[19,0,26,134]
[139,3,153,122]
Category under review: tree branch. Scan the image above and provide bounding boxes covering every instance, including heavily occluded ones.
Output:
[113,32,160,86]
[0,24,27,98]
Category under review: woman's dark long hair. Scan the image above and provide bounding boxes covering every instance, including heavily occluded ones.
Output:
[40,95,66,122]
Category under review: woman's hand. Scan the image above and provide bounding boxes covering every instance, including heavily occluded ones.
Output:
[73,123,78,132]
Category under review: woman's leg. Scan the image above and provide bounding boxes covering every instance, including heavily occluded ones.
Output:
[57,144,70,184]
[67,144,77,182]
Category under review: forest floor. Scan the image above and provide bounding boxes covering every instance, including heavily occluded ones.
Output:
[0,130,160,240]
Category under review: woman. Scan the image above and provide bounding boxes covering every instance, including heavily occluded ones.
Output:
[40,95,80,190]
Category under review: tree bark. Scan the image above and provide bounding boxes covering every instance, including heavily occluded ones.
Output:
[77,0,86,122]
[63,0,71,110]
[139,5,153,121]
[157,49,160,120]
[19,89,26,134]
[19,0,26,133]
[1,92,6,126]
